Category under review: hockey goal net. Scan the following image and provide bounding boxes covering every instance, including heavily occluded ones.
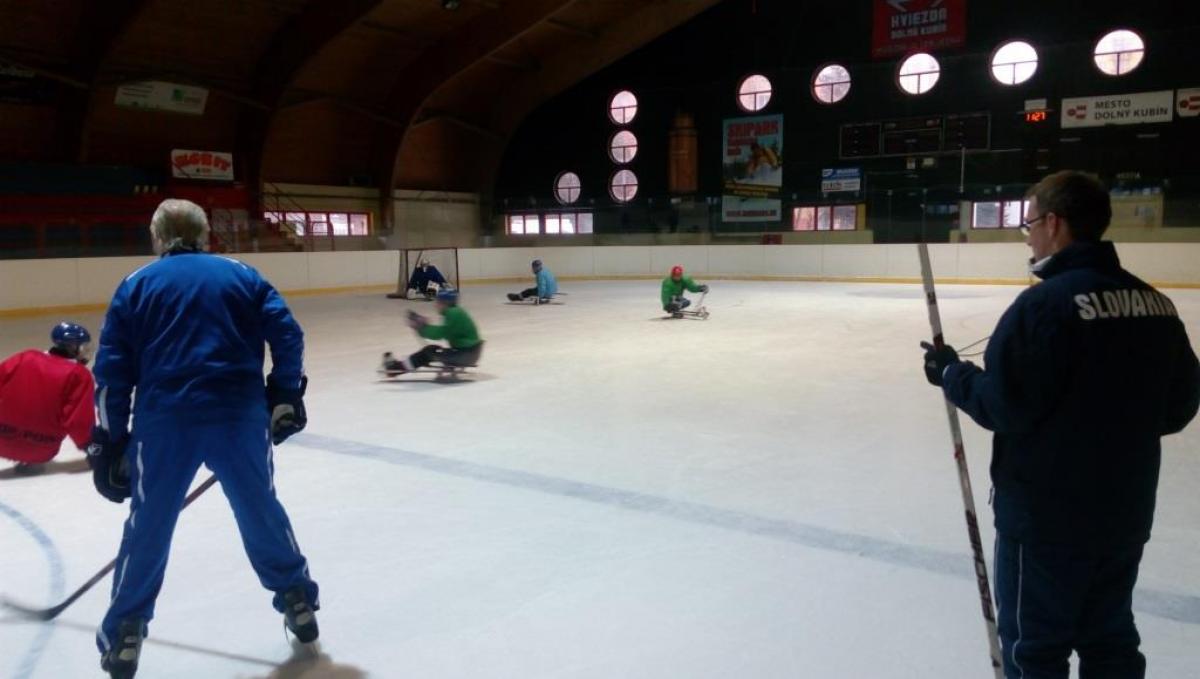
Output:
[387,247,461,298]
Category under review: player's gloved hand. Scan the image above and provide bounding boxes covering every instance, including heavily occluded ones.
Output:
[920,341,960,387]
[406,310,428,329]
[699,284,710,293]
[86,427,131,503]
[266,375,308,445]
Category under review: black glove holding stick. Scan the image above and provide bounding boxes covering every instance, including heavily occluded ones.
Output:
[267,375,308,445]
[86,427,132,503]
[920,341,960,387]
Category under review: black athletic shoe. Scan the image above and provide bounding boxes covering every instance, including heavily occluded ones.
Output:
[507,293,521,302]
[101,618,146,679]
[282,587,319,643]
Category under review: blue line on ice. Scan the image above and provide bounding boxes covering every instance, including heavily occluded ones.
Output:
[295,432,1200,626]
[0,500,66,679]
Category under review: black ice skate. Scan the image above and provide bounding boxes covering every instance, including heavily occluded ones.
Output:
[379,352,407,376]
[101,618,146,679]
[507,293,521,302]
[282,587,319,643]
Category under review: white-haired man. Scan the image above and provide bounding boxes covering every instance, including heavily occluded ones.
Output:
[88,198,320,678]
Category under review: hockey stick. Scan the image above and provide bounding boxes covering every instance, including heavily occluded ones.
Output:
[917,244,1004,678]
[1,474,219,622]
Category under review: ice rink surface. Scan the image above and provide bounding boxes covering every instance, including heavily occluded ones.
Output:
[2,278,1198,678]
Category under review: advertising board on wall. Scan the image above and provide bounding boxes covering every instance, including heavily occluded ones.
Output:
[870,0,966,59]
[1060,90,1174,128]
[722,114,783,223]
[170,149,234,181]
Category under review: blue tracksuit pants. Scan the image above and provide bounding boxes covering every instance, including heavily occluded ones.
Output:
[994,534,1145,679]
[96,419,318,654]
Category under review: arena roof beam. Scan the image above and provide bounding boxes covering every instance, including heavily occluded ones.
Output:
[241,0,386,202]
[545,18,596,39]
[68,0,149,162]
[373,0,581,230]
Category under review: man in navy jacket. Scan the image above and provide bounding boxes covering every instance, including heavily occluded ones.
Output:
[922,171,1199,678]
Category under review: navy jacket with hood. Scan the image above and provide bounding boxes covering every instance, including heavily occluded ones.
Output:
[943,241,1199,548]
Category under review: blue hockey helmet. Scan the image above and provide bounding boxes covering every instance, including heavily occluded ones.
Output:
[436,288,459,305]
[51,322,91,355]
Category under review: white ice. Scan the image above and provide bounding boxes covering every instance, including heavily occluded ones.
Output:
[1,279,1198,678]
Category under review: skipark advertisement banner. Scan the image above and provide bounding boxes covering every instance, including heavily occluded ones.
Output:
[722,114,783,223]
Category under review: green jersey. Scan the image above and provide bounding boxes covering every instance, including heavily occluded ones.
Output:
[419,305,482,349]
[661,275,704,308]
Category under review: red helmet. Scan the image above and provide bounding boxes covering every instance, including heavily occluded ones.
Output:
[670,265,683,279]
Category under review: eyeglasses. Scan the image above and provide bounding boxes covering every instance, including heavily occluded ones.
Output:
[1018,214,1046,235]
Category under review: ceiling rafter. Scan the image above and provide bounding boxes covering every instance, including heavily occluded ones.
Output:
[240,0,387,193]
[372,0,582,225]
[545,18,596,38]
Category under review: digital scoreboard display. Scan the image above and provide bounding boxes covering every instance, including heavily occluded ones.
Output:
[838,112,991,158]
[839,122,882,158]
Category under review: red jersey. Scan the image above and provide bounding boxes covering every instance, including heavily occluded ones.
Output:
[0,350,94,464]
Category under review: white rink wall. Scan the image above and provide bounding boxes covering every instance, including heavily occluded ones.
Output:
[458,242,1200,286]
[0,251,402,312]
[2,243,1198,312]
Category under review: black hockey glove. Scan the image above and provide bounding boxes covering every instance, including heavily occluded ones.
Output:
[920,341,960,387]
[267,376,308,445]
[86,427,131,504]
[698,284,710,293]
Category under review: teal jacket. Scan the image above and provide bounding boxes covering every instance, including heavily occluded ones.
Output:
[536,268,558,298]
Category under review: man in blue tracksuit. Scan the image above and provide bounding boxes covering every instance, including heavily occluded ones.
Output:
[88,199,320,679]
[507,259,558,304]
[922,171,1199,678]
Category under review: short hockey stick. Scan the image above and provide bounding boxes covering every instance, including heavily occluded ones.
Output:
[1,474,219,621]
[917,244,1004,678]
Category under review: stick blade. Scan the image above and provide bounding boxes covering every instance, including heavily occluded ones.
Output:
[1,595,61,621]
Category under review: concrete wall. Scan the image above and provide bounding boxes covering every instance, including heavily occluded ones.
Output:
[391,189,480,249]
[3,243,1197,314]
[0,251,400,312]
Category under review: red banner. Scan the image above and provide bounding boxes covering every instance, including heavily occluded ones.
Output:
[871,0,966,59]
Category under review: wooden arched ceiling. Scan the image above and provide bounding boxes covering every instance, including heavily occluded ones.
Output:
[0,0,721,218]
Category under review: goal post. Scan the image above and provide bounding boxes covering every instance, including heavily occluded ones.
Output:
[387,247,461,298]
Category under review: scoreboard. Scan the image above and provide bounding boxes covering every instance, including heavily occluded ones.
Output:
[840,112,990,159]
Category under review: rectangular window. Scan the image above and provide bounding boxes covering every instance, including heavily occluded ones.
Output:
[507,214,542,235]
[794,205,858,231]
[832,205,857,230]
[284,212,307,236]
[308,212,329,236]
[268,211,369,236]
[329,213,350,236]
[508,212,593,235]
[972,201,1001,229]
[816,206,832,231]
[793,206,815,231]
[1002,200,1026,229]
